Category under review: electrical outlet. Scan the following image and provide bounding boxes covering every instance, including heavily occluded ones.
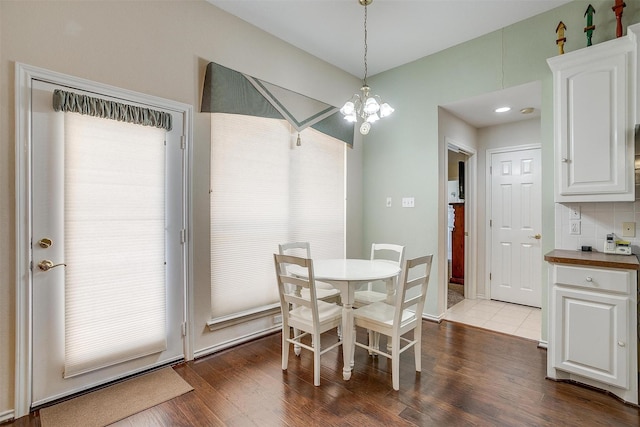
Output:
[401,197,415,208]
[386,197,392,207]
[569,220,581,235]
[622,222,636,237]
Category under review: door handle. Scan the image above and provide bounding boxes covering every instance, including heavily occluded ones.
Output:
[38,260,66,271]
[528,234,542,240]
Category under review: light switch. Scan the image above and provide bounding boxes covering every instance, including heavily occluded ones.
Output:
[570,206,581,219]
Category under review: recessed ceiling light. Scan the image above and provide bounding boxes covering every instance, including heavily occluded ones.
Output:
[495,106,511,113]
[520,107,535,114]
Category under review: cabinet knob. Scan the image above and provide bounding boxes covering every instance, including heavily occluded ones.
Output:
[585,276,593,282]
[618,341,626,347]
[561,158,569,163]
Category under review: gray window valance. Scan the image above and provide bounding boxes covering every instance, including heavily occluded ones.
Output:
[53,89,172,131]
[201,62,354,146]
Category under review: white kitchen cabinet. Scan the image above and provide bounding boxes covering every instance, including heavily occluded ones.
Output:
[547,29,637,202]
[545,250,638,404]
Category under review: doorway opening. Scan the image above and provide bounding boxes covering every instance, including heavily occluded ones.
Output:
[447,148,468,309]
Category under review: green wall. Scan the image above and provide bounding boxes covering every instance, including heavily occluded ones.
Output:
[363,0,640,319]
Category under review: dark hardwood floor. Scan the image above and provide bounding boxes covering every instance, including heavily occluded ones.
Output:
[7,321,640,426]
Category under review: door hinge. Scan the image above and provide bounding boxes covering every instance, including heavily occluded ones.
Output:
[181,322,187,337]
[489,219,492,227]
[180,135,186,150]
[489,166,492,175]
[489,273,492,280]
[180,229,187,244]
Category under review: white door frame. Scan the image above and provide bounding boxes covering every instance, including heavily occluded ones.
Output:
[14,63,194,417]
[440,137,477,315]
[484,144,541,300]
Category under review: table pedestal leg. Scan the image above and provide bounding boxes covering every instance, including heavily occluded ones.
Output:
[342,303,353,380]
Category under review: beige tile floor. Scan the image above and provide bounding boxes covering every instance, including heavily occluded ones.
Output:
[444,298,542,341]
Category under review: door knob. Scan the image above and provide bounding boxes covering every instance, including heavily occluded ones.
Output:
[38,260,66,271]
[528,234,542,240]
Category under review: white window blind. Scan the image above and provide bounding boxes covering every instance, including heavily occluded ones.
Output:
[210,114,345,319]
[64,113,167,378]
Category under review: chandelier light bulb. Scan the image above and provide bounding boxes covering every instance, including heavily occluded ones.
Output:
[379,103,394,118]
[340,101,355,116]
[344,112,358,123]
[364,97,380,114]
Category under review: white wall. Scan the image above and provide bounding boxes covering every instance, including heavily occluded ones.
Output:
[555,201,640,253]
[0,0,361,418]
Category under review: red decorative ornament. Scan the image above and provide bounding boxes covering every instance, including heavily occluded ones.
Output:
[612,0,626,38]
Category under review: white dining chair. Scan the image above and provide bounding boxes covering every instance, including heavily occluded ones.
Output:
[278,242,342,355]
[354,243,404,352]
[351,254,433,390]
[278,242,341,304]
[273,253,343,386]
[353,243,405,308]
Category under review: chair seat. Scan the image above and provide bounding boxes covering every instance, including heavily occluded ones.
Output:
[354,290,386,305]
[291,300,342,326]
[353,301,416,329]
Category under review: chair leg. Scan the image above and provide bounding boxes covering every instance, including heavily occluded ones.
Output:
[313,332,321,386]
[294,327,301,356]
[282,327,290,370]
[368,330,375,355]
[391,334,400,391]
[414,328,422,372]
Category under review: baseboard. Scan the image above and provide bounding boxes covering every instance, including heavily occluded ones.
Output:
[194,326,281,359]
[422,312,444,323]
[0,409,15,423]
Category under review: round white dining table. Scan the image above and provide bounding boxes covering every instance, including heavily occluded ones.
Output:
[289,258,401,380]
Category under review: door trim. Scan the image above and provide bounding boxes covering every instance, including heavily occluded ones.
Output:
[14,63,194,417]
[484,144,541,301]
[441,137,477,314]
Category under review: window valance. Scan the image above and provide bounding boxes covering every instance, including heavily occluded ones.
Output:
[200,62,354,146]
[52,89,173,131]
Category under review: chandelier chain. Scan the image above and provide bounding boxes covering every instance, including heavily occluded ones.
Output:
[363,3,368,85]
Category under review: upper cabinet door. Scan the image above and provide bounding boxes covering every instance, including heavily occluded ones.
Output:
[548,35,636,202]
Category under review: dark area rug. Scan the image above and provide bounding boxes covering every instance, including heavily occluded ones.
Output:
[447,283,464,308]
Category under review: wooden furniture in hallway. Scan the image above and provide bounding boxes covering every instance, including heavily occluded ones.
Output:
[450,202,465,284]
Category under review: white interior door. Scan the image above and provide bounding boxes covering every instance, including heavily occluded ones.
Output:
[490,147,542,307]
[30,79,186,407]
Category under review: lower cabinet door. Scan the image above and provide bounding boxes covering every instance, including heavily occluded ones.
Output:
[553,287,629,388]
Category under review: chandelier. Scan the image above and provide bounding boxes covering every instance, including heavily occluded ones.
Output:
[340,0,394,135]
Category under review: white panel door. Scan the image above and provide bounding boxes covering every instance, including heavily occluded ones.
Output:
[490,148,542,307]
[30,80,186,407]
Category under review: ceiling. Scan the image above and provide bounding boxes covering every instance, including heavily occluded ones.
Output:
[207,0,571,127]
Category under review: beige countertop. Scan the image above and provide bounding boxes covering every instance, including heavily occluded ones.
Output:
[544,249,640,270]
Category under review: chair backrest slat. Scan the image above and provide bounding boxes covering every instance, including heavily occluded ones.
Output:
[278,242,311,258]
[274,253,320,323]
[394,255,433,327]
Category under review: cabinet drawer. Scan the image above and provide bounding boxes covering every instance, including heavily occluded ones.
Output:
[554,265,630,293]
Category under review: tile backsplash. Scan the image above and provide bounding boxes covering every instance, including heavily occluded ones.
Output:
[555,201,640,254]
